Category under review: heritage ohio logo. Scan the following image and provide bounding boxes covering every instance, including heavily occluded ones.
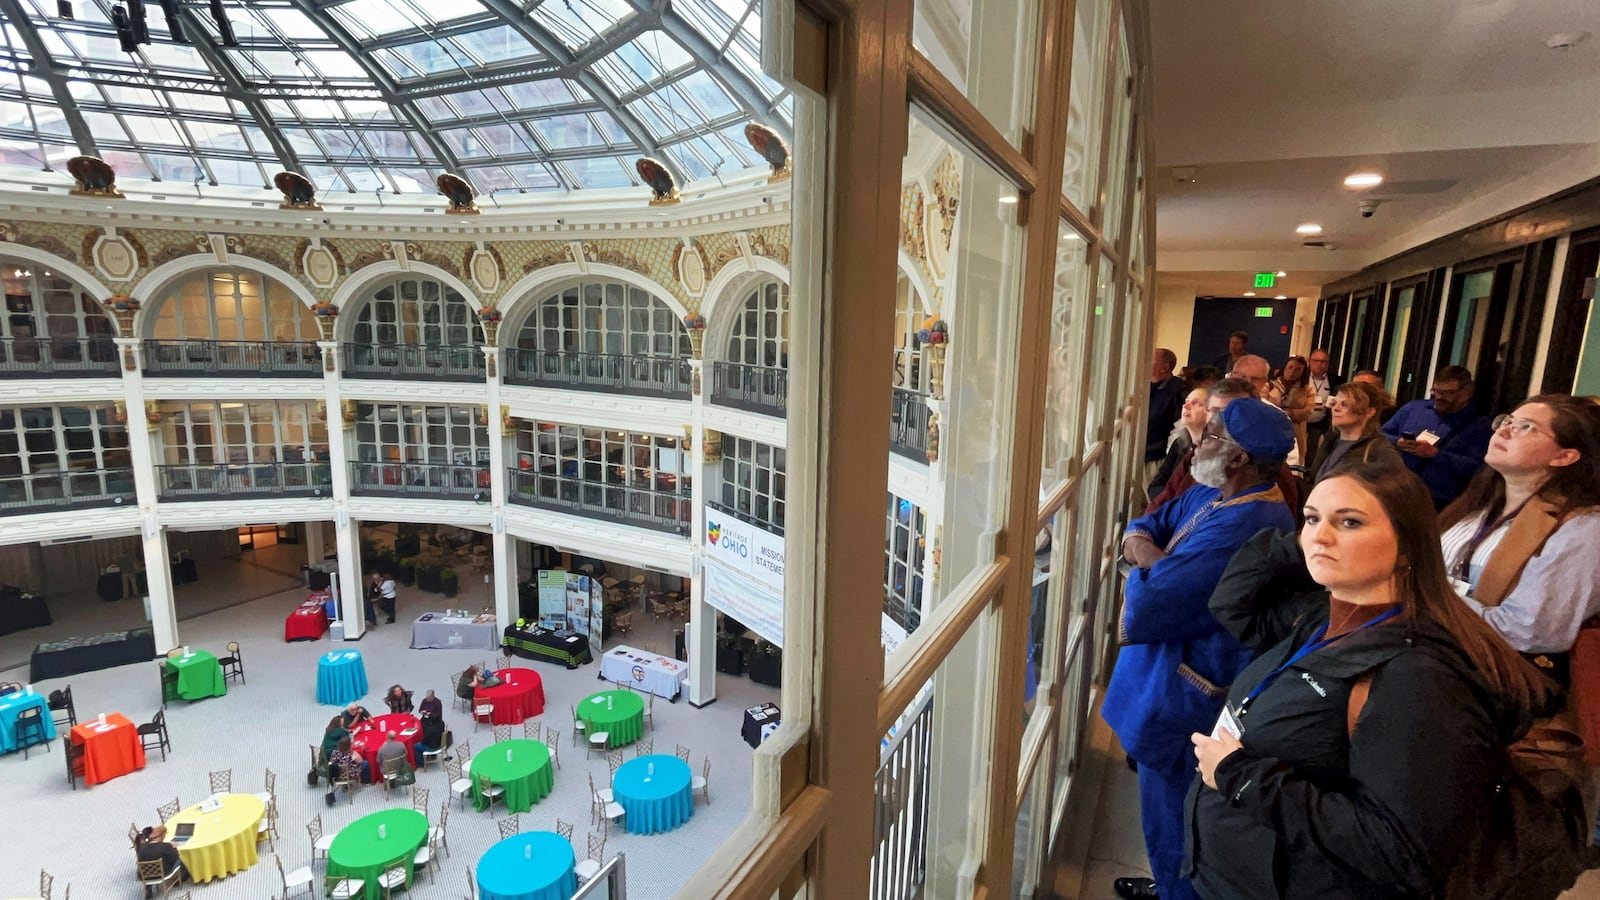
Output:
[707,522,722,545]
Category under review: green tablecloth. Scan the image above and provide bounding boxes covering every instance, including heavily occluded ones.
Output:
[326,809,428,900]
[165,650,226,700]
[576,690,644,748]
[471,739,555,813]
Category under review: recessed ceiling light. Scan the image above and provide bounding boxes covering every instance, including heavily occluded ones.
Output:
[1343,173,1384,188]
[1276,270,1287,277]
[998,195,1019,204]
[1243,292,1256,297]
[1295,223,1323,235]
[1275,294,1288,300]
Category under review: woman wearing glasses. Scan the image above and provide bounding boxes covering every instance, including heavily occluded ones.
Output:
[1438,394,1600,672]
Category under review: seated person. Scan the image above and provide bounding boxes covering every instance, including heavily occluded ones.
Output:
[384,684,413,714]
[340,702,373,729]
[456,665,480,701]
[320,716,349,766]
[375,730,416,785]
[328,736,370,784]
[417,688,443,720]
[135,825,189,886]
[417,716,448,757]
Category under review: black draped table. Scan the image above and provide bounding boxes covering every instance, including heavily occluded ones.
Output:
[0,586,51,637]
[502,624,591,669]
[742,703,781,749]
[30,627,157,681]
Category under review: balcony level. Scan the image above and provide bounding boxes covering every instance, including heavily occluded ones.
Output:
[504,348,692,399]
[507,468,691,536]
[342,344,485,382]
[0,467,135,515]
[156,461,333,500]
[0,337,119,378]
[349,461,490,501]
[710,361,787,416]
[143,340,323,377]
[890,386,931,462]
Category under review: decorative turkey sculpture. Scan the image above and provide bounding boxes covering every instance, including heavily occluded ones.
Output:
[636,157,680,206]
[274,171,321,210]
[436,172,480,215]
[743,123,791,183]
[67,156,123,198]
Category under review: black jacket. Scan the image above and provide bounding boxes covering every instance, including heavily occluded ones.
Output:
[1184,529,1533,900]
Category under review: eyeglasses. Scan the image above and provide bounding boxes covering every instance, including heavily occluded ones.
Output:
[1491,414,1550,438]
[1198,430,1237,447]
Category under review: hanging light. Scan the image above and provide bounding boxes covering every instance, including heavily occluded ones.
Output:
[210,0,238,47]
[159,0,185,42]
[56,0,73,20]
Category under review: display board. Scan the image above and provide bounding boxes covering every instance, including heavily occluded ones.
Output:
[537,570,567,631]
[703,560,783,647]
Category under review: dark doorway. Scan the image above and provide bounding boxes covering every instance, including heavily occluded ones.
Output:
[1185,297,1296,372]
[1542,232,1600,394]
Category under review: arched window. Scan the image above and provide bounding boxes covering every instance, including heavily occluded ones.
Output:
[0,260,116,369]
[726,281,788,368]
[351,275,481,348]
[148,269,316,342]
[517,281,690,358]
[892,274,929,393]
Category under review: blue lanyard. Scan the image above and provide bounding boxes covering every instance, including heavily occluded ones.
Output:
[1236,607,1401,715]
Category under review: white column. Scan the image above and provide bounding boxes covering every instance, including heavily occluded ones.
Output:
[305,519,325,568]
[141,519,179,651]
[114,337,181,648]
[321,340,364,639]
[484,346,516,625]
[686,388,717,706]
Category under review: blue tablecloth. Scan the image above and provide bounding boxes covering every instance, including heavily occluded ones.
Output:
[611,754,693,834]
[316,650,368,706]
[476,831,578,900]
[0,689,57,753]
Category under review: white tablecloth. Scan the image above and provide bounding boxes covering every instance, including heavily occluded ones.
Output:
[410,613,500,650]
[598,645,689,699]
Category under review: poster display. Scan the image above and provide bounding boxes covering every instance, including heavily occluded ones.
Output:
[588,578,604,660]
[566,573,591,637]
[537,570,567,631]
[703,560,783,647]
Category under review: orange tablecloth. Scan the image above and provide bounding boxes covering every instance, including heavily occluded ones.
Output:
[70,713,145,785]
[474,668,545,725]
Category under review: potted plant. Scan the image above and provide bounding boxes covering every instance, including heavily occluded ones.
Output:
[440,567,459,598]
[748,640,782,687]
[416,563,442,593]
[715,632,745,676]
[395,557,416,585]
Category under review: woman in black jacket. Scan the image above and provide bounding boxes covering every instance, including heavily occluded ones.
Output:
[1185,462,1553,900]
[1304,382,1400,487]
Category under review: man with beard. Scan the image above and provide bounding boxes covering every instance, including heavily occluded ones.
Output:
[1104,398,1298,900]
[1145,378,1301,520]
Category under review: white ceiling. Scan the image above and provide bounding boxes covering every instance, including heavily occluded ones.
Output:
[1150,0,1600,294]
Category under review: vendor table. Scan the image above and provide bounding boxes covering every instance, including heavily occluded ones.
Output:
[598,645,688,699]
[474,667,545,724]
[317,650,368,706]
[611,755,693,834]
[70,713,145,785]
[501,623,592,668]
[163,793,266,882]
[29,627,156,681]
[410,612,500,650]
[741,703,781,749]
[165,649,226,700]
[0,688,56,754]
[326,809,429,900]
[350,713,421,779]
[476,831,578,900]
[576,690,644,749]
[470,739,555,813]
[284,600,329,642]
[0,585,50,637]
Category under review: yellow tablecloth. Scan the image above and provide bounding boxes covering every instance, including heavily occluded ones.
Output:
[163,792,266,882]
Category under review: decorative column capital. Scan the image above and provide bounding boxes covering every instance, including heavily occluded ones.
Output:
[103,294,140,336]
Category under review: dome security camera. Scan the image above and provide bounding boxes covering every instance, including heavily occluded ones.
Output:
[1359,199,1381,218]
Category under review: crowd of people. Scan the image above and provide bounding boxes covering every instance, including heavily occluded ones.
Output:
[1122,337,1600,900]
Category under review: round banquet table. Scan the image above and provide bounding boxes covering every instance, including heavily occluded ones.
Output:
[470,739,554,813]
[474,667,545,724]
[611,754,693,834]
[349,713,421,780]
[475,831,579,900]
[317,649,369,706]
[0,689,56,754]
[576,689,644,748]
[285,601,329,641]
[163,792,266,882]
[165,649,227,700]
[326,808,428,900]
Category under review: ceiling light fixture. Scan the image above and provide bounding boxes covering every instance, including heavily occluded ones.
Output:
[1276,270,1287,277]
[1243,291,1256,297]
[1343,173,1383,188]
[998,195,1019,204]
[1275,294,1288,300]
[1295,223,1323,235]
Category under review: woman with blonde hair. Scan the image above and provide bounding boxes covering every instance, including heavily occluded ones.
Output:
[1274,355,1315,463]
[1305,381,1400,486]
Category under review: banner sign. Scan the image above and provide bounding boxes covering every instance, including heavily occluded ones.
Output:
[588,577,604,660]
[537,570,567,631]
[566,573,591,637]
[703,514,785,595]
[703,560,783,648]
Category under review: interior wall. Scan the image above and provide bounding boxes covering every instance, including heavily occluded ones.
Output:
[1152,276,1198,367]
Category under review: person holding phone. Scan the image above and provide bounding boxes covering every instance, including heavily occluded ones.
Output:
[1379,365,1493,509]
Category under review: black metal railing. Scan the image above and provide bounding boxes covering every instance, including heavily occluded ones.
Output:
[0,336,120,377]
[890,387,931,462]
[705,498,784,538]
[710,361,787,415]
[341,344,486,381]
[0,468,136,515]
[508,469,691,536]
[142,340,323,377]
[349,461,490,499]
[155,462,332,499]
[503,348,692,399]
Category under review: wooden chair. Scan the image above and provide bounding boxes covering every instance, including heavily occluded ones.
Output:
[643,692,654,730]
[607,750,623,775]
[586,772,614,828]
[497,814,520,839]
[139,710,171,761]
[454,738,471,764]
[157,796,181,821]
[587,729,611,759]
[64,736,84,789]
[574,831,607,882]
[474,773,505,812]
[522,718,542,740]
[675,743,691,763]
[378,757,405,797]
[411,786,430,817]
[634,738,653,758]
[497,654,514,671]
[419,728,449,771]
[128,822,141,849]
[412,838,435,883]
[555,818,574,841]
[136,858,181,896]
[472,700,494,731]
[208,768,232,793]
[429,801,451,858]
[445,758,474,810]
[254,768,278,820]
[492,724,511,743]
[307,814,334,863]
[218,640,245,684]
[332,760,361,803]
[450,673,470,713]
[326,872,366,899]
[38,869,53,900]
[275,855,315,898]
[570,703,587,745]
[693,756,711,803]
[376,863,408,899]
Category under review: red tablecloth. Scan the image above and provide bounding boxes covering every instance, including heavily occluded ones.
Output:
[474,668,545,724]
[285,602,329,641]
[71,713,145,785]
[348,713,421,781]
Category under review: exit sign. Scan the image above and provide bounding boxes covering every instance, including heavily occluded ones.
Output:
[1254,273,1276,288]
[1255,307,1273,317]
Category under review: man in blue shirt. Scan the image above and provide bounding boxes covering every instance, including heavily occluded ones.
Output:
[1105,398,1298,900]
[1379,365,1492,509]
[1145,348,1189,477]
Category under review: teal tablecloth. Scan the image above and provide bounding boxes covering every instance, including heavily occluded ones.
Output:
[611,754,693,834]
[317,650,368,706]
[0,689,56,753]
[476,831,578,900]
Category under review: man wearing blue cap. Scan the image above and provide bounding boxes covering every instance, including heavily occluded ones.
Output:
[1104,398,1298,900]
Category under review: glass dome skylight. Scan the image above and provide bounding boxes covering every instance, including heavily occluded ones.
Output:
[0,0,792,197]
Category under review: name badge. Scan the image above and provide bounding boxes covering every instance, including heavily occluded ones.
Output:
[1450,577,1473,600]
[1211,705,1243,741]
[1416,429,1441,446]
[1324,394,1338,408]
